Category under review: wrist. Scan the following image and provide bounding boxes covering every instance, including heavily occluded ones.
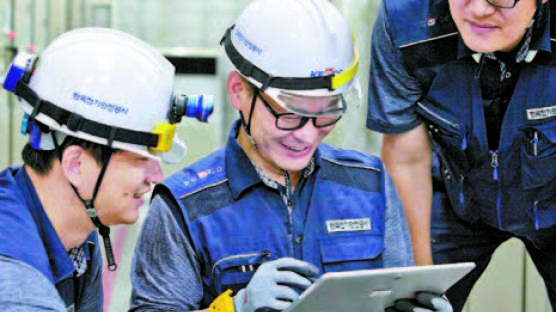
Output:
[414,252,433,265]
[232,289,246,312]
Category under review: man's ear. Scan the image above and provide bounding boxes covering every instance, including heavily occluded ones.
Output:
[227,71,249,110]
[61,145,89,188]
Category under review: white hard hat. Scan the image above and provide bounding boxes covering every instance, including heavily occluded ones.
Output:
[221,0,360,116]
[20,27,186,163]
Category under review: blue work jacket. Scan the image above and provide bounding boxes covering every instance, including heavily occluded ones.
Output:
[158,125,387,306]
[0,166,101,311]
[384,0,556,231]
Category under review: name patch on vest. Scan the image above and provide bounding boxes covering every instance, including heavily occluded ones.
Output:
[527,105,556,120]
[326,218,371,233]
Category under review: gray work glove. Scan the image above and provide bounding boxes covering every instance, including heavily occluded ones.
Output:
[386,292,453,312]
[233,257,319,312]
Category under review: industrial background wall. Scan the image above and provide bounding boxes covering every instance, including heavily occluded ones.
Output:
[0,0,551,311]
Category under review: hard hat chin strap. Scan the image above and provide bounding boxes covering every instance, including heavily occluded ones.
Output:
[51,128,118,272]
[239,87,259,146]
[239,89,293,182]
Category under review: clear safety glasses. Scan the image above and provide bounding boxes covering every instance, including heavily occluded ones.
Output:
[258,91,345,131]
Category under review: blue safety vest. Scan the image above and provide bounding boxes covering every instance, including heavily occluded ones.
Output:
[0,166,100,311]
[385,0,556,230]
[159,142,386,306]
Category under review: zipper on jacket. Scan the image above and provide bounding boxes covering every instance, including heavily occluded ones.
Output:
[533,131,538,156]
[417,102,466,151]
[283,171,295,256]
[491,152,498,180]
[534,200,539,230]
[417,102,460,128]
[459,175,465,204]
[491,151,502,229]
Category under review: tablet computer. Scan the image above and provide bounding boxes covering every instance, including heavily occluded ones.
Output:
[285,262,475,312]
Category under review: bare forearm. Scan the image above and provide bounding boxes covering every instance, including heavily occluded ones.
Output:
[381,125,433,265]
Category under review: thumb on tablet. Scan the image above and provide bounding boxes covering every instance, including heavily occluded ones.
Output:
[416,292,453,312]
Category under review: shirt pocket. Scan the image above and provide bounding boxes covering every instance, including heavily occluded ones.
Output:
[519,120,556,229]
[519,120,556,190]
[211,250,275,294]
[416,101,468,162]
[318,233,384,273]
[416,101,473,217]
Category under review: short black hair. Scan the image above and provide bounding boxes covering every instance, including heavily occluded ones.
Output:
[22,135,116,176]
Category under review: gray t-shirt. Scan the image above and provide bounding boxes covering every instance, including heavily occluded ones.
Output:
[129,171,413,311]
[0,256,66,312]
[0,250,103,312]
[366,0,424,134]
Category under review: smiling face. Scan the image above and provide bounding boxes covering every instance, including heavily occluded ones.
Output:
[248,91,336,174]
[81,150,163,225]
[227,72,337,178]
[449,0,542,52]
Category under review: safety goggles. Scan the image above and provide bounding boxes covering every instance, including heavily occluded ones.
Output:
[258,90,344,131]
[274,91,348,117]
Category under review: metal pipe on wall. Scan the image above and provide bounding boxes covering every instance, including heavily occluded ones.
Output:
[66,0,72,30]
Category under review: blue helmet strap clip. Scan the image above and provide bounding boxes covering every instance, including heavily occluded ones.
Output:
[2,51,38,93]
[24,97,45,149]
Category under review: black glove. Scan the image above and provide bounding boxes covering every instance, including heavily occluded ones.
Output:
[386,292,452,312]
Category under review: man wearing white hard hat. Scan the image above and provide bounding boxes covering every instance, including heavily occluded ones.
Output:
[0,27,212,311]
[130,1,451,312]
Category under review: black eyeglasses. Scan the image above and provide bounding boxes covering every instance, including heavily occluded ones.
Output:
[486,0,520,9]
[257,92,344,131]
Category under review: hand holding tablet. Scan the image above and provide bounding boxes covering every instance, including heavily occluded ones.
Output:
[284,262,475,312]
[233,258,319,312]
[386,292,453,312]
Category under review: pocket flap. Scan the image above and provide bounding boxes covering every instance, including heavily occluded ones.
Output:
[212,250,273,276]
[319,234,383,263]
[212,250,275,292]
[416,102,463,134]
[416,102,467,152]
[220,271,254,287]
[532,122,556,144]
